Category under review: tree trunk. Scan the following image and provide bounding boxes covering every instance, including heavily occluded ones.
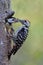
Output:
[0,0,11,65]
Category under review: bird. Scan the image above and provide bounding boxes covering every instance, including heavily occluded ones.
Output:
[7,20,30,60]
[5,10,30,60]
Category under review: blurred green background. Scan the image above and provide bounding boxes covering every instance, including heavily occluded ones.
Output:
[10,0,43,65]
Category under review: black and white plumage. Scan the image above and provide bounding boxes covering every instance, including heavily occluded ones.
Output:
[8,26,29,60]
[5,14,30,60]
[12,25,29,54]
[8,20,30,60]
[13,20,30,45]
[13,25,28,45]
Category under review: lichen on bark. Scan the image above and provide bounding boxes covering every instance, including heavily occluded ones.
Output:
[0,0,11,65]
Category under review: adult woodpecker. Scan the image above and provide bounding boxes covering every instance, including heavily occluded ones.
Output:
[5,11,30,60]
[7,19,30,60]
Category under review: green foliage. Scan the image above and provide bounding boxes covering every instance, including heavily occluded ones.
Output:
[10,0,43,65]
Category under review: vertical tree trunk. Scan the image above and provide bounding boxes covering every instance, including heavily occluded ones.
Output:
[0,0,11,65]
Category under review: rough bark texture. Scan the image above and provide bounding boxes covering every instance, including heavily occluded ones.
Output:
[0,0,11,65]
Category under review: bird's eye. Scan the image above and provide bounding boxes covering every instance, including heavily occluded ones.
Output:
[25,20,26,22]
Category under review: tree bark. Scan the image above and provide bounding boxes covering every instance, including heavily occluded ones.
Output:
[0,0,11,65]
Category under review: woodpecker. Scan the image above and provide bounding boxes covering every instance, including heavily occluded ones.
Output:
[7,20,30,60]
[5,10,30,60]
